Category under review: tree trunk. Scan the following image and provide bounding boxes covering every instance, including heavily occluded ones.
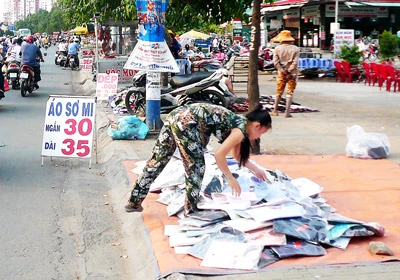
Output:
[248,0,262,154]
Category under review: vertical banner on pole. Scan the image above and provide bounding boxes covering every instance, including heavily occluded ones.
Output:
[41,96,96,162]
[124,0,179,73]
[124,0,178,130]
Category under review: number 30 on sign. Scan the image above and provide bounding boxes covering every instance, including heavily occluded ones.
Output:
[41,96,96,159]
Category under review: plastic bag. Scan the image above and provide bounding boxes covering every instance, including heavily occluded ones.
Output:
[345,125,389,159]
[107,116,149,140]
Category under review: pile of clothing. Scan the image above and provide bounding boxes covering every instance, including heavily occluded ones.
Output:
[132,153,384,271]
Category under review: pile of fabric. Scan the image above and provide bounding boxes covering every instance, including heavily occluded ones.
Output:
[131,153,384,271]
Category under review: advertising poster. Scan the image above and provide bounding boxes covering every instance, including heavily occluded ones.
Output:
[80,57,93,72]
[124,0,179,73]
[334,29,354,54]
[41,96,96,159]
[96,73,119,101]
[146,72,161,100]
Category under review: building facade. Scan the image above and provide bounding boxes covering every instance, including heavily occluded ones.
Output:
[2,0,55,25]
[261,0,400,49]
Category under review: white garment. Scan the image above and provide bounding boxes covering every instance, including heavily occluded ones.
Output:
[58,43,68,52]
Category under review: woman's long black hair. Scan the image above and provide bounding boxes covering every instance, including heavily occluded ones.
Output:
[239,103,272,167]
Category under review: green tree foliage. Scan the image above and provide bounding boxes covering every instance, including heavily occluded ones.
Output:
[339,45,362,65]
[15,6,72,34]
[379,30,400,60]
[56,0,254,31]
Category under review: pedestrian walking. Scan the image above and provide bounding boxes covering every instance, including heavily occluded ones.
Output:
[271,30,300,118]
[125,103,272,216]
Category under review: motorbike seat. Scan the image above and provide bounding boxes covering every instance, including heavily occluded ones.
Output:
[20,65,35,76]
[169,72,213,89]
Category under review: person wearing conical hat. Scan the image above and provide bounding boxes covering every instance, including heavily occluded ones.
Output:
[271,30,299,118]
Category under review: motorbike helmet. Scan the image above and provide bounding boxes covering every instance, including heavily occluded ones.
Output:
[26,35,34,43]
[74,38,80,43]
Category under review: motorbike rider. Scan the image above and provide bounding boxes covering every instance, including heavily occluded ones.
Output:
[20,35,44,89]
[58,38,68,56]
[67,37,80,67]
[7,37,22,63]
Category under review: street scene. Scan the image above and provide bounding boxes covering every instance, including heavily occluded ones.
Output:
[1,0,400,279]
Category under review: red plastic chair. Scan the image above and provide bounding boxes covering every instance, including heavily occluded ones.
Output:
[385,64,400,92]
[341,61,360,83]
[377,63,389,90]
[361,62,377,86]
[333,61,346,82]
[369,62,379,87]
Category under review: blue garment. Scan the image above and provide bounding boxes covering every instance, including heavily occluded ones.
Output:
[21,43,42,67]
[68,42,80,55]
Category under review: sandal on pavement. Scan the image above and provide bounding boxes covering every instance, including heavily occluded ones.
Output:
[125,203,143,213]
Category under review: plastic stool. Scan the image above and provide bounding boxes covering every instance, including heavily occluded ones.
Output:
[298,58,308,69]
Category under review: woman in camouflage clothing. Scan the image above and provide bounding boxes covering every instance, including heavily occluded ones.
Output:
[125,103,272,215]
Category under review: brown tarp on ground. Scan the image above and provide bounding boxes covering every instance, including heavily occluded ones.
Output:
[123,154,400,278]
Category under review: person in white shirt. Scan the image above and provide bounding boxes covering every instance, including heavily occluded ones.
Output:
[181,44,194,60]
[58,39,68,55]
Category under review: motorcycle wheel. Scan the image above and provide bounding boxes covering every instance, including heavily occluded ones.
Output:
[55,57,59,65]
[60,61,65,67]
[70,61,75,70]
[125,90,146,116]
[194,90,229,108]
[369,54,377,61]
[12,80,18,90]
[21,80,27,97]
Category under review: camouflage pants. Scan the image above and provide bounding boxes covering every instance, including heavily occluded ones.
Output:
[276,71,297,98]
[129,119,205,215]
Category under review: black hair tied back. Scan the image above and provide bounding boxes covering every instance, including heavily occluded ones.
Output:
[239,103,272,167]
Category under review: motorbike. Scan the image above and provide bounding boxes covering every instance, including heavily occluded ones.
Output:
[20,64,36,97]
[55,51,67,66]
[124,70,236,116]
[68,54,79,70]
[6,57,20,90]
[43,42,50,50]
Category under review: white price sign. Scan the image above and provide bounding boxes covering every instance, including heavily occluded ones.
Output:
[96,73,118,101]
[80,57,93,72]
[41,96,96,158]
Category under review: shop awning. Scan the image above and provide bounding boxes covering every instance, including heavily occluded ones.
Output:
[345,1,400,7]
[261,4,304,13]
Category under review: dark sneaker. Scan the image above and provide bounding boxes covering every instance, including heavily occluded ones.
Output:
[34,83,39,90]
[125,204,143,213]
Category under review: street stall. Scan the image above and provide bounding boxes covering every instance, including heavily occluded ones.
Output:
[95,20,138,84]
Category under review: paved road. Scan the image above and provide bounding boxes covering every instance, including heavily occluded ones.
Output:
[0,48,132,280]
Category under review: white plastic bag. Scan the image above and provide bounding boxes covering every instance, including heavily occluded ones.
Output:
[345,125,390,159]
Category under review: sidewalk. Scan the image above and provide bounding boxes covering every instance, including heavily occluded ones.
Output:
[82,70,400,279]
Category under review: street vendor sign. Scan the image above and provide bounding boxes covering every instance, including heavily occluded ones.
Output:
[124,0,179,73]
[96,73,119,101]
[41,96,96,160]
[80,57,93,72]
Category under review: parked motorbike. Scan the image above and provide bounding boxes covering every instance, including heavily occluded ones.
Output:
[20,65,36,97]
[124,70,236,116]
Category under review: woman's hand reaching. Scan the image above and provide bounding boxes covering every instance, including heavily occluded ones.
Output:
[226,176,242,197]
[251,166,267,181]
